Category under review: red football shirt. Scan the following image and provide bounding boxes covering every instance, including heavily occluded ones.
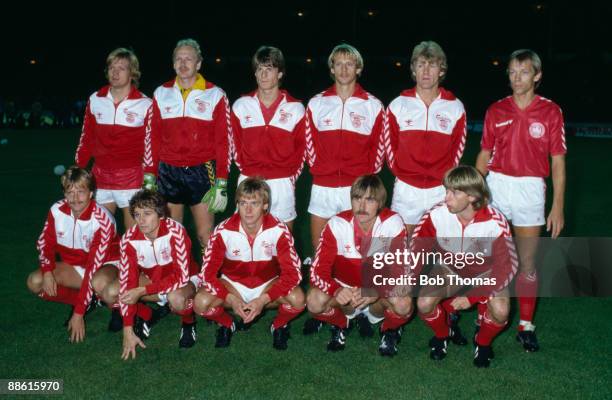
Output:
[481,95,566,177]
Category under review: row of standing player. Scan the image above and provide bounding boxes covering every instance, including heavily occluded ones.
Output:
[28,38,565,363]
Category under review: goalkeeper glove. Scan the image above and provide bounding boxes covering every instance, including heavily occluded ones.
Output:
[143,173,157,191]
[202,178,228,213]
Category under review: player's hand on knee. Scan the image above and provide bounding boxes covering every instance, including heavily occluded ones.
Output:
[119,287,145,305]
[142,173,157,192]
[42,271,57,297]
[243,295,269,323]
[227,294,249,321]
[68,313,85,343]
[202,178,228,214]
[335,288,353,306]
[121,327,146,360]
[450,296,471,311]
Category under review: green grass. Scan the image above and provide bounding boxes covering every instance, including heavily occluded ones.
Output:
[0,129,611,399]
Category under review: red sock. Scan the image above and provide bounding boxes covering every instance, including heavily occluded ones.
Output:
[272,304,304,330]
[200,307,233,328]
[381,309,410,332]
[173,299,195,324]
[136,303,153,321]
[516,271,538,330]
[441,298,456,314]
[475,311,507,346]
[313,307,349,329]
[476,301,487,326]
[39,285,79,306]
[418,304,449,339]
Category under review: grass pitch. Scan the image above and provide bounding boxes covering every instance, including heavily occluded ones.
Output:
[0,129,610,399]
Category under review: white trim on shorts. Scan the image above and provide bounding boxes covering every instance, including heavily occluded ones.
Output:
[221,274,276,303]
[308,184,352,219]
[487,171,546,227]
[238,174,297,222]
[96,188,140,209]
[391,179,446,225]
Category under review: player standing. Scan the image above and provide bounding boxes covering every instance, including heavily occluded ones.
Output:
[476,49,566,352]
[231,46,306,231]
[305,43,385,253]
[386,41,467,236]
[75,48,152,229]
[143,38,232,249]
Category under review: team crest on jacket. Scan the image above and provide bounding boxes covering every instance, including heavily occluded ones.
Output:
[161,247,171,263]
[350,112,366,128]
[124,109,137,123]
[279,109,292,124]
[83,235,91,249]
[195,99,209,113]
[262,241,274,257]
[436,114,451,131]
[529,122,545,139]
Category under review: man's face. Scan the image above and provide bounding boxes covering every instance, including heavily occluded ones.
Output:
[331,53,361,86]
[255,63,282,91]
[508,59,541,96]
[444,188,474,215]
[413,56,443,91]
[351,189,380,229]
[238,193,268,228]
[173,46,201,81]
[107,58,131,89]
[64,184,92,216]
[133,206,161,239]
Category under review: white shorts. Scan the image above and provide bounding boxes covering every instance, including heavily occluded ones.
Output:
[308,185,352,219]
[71,261,118,279]
[336,279,384,324]
[221,275,276,303]
[156,275,201,306]
[238,175,296,222]
[487,171,546,227]
[96,188,139,209]
[391,180,446,225]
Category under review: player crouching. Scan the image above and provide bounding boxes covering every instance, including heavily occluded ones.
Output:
[27,166,120,343]
[107,190,200,360]
[306,175,413,356]
[194,178,304,350]
[413,166,517,367]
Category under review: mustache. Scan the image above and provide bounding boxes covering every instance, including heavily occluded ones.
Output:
[356,211,369,215]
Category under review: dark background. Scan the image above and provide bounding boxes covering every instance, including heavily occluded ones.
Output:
[2,1,611,121]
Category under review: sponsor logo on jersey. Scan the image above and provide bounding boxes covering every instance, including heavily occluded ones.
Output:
[96,112,103,120]
[58,231,65,238]
[529,121,545,139]
[495,119,513,128]
[279,109,292,124]
[164,106,173,114]
[195,99,210,113]
[244,115,253,124]
[404,119,413,127]
[436,114,451,131]
[350,112,366,128]
[322,118,333,127]
[343,244,352,254]
[138,254,145,263]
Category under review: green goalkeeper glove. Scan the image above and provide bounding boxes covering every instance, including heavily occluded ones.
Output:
[202,178,228,213]
[143,173,157,191]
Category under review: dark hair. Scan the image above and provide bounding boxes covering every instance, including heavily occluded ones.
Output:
[129,190,168,218]
[252,46,286,77]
